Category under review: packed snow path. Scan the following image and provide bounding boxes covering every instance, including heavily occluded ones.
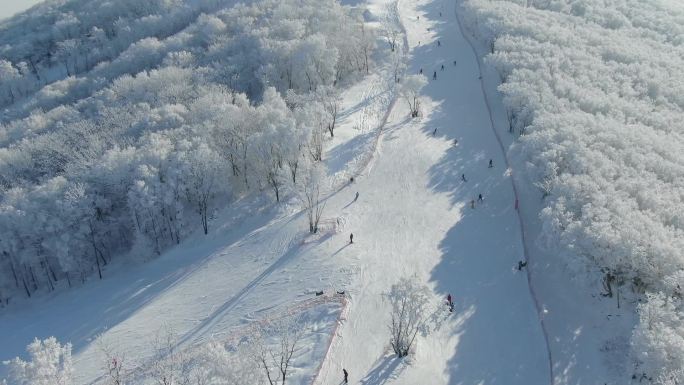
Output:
[315,0,550,384]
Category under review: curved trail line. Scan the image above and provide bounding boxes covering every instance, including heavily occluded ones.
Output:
[453,2,554,383]
[125,293,349,384]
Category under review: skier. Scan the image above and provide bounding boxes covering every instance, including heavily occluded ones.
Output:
[478,193,483,202]
[437,40,441,47]
[517,260,527,271]
[433,128,437,136]
[350,233,354,244]
[343,368,349,384]
[488,159,493,168]
[446,293,454,312]
[461,174,467,182]
[354,192,359,201]
[441,64,444,71]
[419,68,423,74]
[453,60,457,66]
[439,11,442,17]
[453,139,458,146]
[433,71,437,80]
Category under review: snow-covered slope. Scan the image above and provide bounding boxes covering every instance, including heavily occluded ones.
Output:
[2,0,639,384]
[315,0,550,383]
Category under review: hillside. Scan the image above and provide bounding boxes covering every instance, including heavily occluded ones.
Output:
[1,0,682,384]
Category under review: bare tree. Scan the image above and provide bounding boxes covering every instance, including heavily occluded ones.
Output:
[149,326,192,385]
[249,315,304,385]
[308,126,324,162]
[316,86,342,138]
[381,2,401,52]
[400,75,427,118]
[96,334,127,385]
[386,277,432,357]
[301,165,326,234]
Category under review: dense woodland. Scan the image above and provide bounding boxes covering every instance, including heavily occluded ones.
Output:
[0,0,376,302]
[462,0,684,381]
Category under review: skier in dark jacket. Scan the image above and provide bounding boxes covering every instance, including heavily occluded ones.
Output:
[343,368,349,383]
[433,71,437,80]
[350,233,354,244]
[461,174,467,182]
[478,193,483,202]
[489,159,493,168]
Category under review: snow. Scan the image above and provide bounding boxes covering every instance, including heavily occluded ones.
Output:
[314,0,549,383]
[0,0,633,384]
[456,2,640,384]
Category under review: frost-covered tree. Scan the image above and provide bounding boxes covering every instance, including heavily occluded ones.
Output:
[381,2,401,53]
[300,164,327,234]
[0,0,379,299]
[631,292,684,383]
[462,0,684,378]
[400,75,427,118]
[3,337,73,385]
[315,86,342,138]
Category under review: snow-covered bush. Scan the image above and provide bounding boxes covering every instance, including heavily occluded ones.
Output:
[386,278,432,357]
[2,337,73,385]
[460,0,684,380]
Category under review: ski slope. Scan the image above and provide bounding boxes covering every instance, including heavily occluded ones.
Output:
[314,0,550,383]
[0,0,559,384]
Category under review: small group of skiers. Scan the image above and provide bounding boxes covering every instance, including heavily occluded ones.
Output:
[418,53,456,82]
[466,159,494,209]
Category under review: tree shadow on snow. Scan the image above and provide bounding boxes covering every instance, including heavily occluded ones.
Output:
[360,354,407,385]
[0,197,295,365]
[407,0,551,384]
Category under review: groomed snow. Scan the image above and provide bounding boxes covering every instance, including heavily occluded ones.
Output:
[0,0,593,384]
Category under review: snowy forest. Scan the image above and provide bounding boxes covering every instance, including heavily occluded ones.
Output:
[0,0,375,300]
[462,0,684,381]
[1,0,682,383]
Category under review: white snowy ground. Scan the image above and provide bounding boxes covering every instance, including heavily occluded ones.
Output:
[315,0,550,384]
[0,0,627,384]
